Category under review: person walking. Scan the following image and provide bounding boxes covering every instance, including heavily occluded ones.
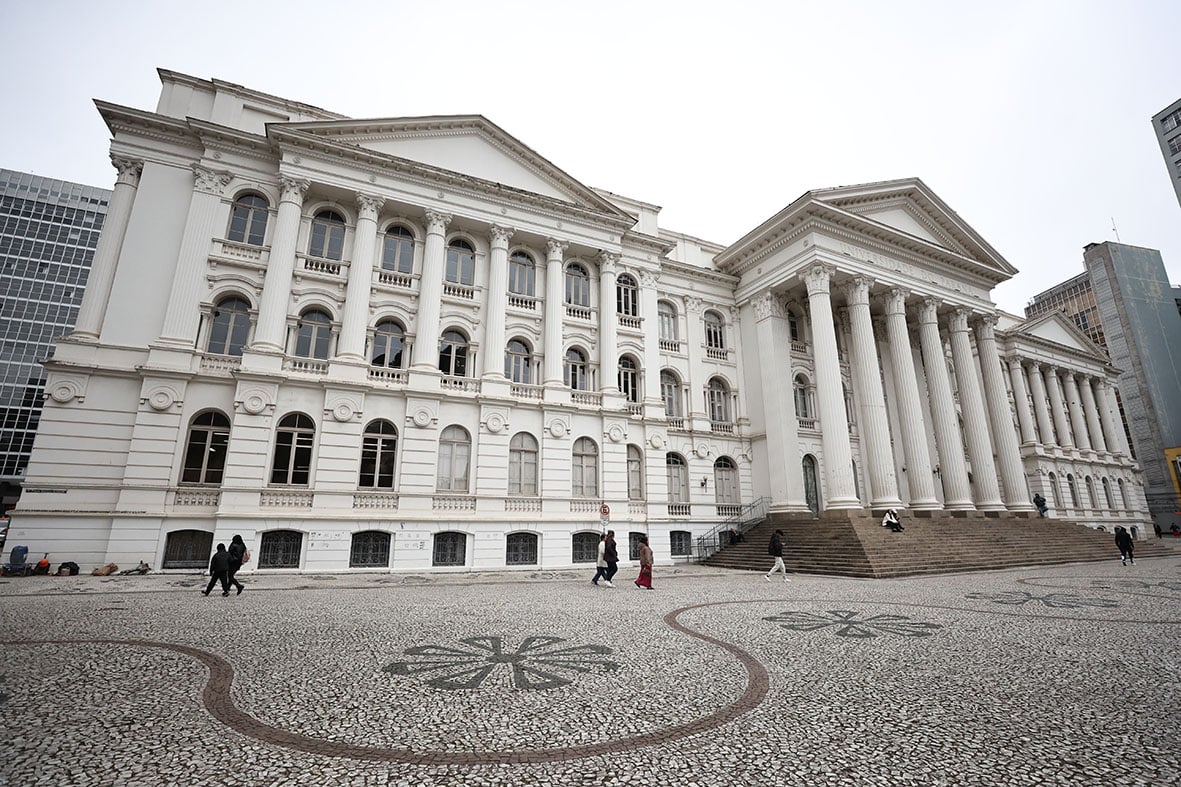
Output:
[202,543,231,596]
[1154,523,1163,540]
[882,508,904,532]
[591,533,609,586]
[765,529,790,582]
[1115,526,1136,566]
[1032,493,1048,518]
[602,530,619,588]
[634,535,654,590]
[226,534,248,595]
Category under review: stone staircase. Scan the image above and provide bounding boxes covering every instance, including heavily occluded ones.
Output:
[702,509,1168,578]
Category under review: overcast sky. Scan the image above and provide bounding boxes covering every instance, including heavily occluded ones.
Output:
[3,1,1178,316]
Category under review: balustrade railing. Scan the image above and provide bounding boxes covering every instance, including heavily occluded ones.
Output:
[299,254,343,276]
[284,357,329,375]
[711,421,735,434]
[441,376,481,393]
[368,367,407,384]
[199,353,242,374]
[508,294,537,311]
[571,390,602,406]
[173,489,220,507]
[659,339,682,353]
[260,490,314,508]
[668,503,691,517]
[706,347,729,360]
[565,305,593,320]
[618,315,642,330]
[667,417,687,431]
[510,384,544,400]
[353,493,399,510]
[212,238,269,265]
[505,498,542,512]
[443,282,475,300]
[433,495,476,511]
[570,500,599,513]
[377,270,414,289]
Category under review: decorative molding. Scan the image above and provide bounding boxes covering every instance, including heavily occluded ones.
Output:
[143,384,181,412]
[547,418,569,439]
[111,155,144,187]
[489,225,514,246]
[545,238,569,259]
[685,296,704,316]
[484,411,508,434]
[751,292,784,322]
[606,423,626,443]
[355,193,385,220]
[424,210,452,235]
[803,264,835,296]
[411,407,436,428]
[191,164,233,196]
[46,377,87,405]
[843,276,872,306]
[237,387,275,416]
[638,270,660,288]
[326,393,362,423]
[648,433,665,450]
[279,177,310,205]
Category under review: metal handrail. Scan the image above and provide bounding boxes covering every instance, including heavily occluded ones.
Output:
[695,496,770,560]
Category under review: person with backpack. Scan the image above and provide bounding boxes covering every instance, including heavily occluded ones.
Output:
[765,529,790,583]
[1115,526,1135,566]
[203,543,232,596]
[226,534,249,595]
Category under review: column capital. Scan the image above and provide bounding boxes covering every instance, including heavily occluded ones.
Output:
[881,287,910,315]
[685,296,705,315]
[1028,360,1041,372]
[425,210,452,234]
[191,164,233,196]
[917,298,942,324]
[545,238,568,259]
[842,276,872,306]
[111,155,144,186]
[489,224,515,247]
[355,193,385,220]
[639,270,660,288]
[974,313,998,335]
[803,264,835,296]
[279,176,310,205]
[597,250,620,272]
[948,308,973,333]
[752,293,785,322]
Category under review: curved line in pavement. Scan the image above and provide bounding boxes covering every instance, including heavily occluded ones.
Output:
[0,599,768,765]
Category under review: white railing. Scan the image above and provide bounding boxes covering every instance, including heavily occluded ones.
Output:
[667,417,687,431]
[212,238,269,265]
[668,503,691,517]
[659,340,682,353]
[353,493,399,510]
[627,404,644,416]
[566,304,592,320]
[443,282,475,300]
[377,270,413,289]
[628,501,646,515]
[509,294,537,311]
[798,417,817,430]
[706,347,729,361]
[368,367,407,384]
[441,376,481,393]
[174,489,220,507]
[199,353,242,374]
[260,490,313,508]
[505,498,542,512]
[791,341,808,354]
[434,495,475,511]
[285,358,328,375]
[618,315,642,330]
[711,421,735,435]
[571,390,602,406]
[570,500,599,513]
[299,254,343,276]
[511,384,544,400]
[716,504,742,517]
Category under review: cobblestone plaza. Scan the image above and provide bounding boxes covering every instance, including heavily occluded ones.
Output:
[2,556,1179,786]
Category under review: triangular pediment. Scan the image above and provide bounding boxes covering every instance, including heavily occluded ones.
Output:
[1017,312,1108,359]
[274,116,630,220]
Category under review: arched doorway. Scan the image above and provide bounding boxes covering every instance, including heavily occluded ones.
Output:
[803,454,820,516]
[162,529,213,569]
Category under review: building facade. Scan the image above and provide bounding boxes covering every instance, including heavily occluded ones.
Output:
[6,71,1151,572]
[1153,98,1181,210]
[0,170,110,511]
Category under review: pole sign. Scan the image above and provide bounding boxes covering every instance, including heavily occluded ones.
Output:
[599,503,610,528]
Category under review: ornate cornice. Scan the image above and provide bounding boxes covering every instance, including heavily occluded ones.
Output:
[192,164,233,196]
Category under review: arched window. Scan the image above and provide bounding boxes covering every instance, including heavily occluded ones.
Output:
[803,454,820,515]
[258,530,303,568]
[1048,472,1063,509]
[1085,476,1098,510]
[1102,477,1114,509]
[707,377,731,423]
[565,347,588,391]
[382,225,414,273]
[227,193,269,246]
[618,356,639,403]
[508,432,539,496]
[506,532,538,565]
[788,311,801,343]
[181,411,230,485]
[371,320,405,369]
[208,296,252,356]
[670,530,692,557]
[359,419,398,489]
[508,251,535,296]
[572,437,599,498]
[794,374,812,419]
[1067,474,1080,508]
[627,444,644,500]
[616,274,638,317]
[294,310,333,360]
[658,301,678,342]
[162,529,214,569]
[565,263,590,307]
[433,532,466,566]
[271,413,315,486]
[661,370,682,418]
[446,239,475,286]
[439,330,469,377]
[1116,478,1127,508]
[714,456,739,504]
[350,531,391,568]
[572,532,599,563]
[704,310,725,350]
[505,338,532,384]
[666,453,689,503]
[308,209,346,260]
[437,426,471,492]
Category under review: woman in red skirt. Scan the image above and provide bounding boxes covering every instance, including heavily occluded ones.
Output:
[634,535,654,590]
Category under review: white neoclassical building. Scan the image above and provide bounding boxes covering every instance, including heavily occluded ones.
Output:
[9,70,1150,573]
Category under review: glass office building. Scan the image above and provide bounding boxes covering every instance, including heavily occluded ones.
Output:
[0,169,110,510]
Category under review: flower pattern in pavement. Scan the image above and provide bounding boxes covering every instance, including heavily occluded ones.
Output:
[1090,579,1181,593]
[763,610,943,639]
[383,635,619,690]
[965,590,1119,609]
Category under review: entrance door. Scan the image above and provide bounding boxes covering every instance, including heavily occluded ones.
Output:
[803,455,820,516]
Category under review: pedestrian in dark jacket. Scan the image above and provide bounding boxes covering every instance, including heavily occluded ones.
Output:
[764,529,790,582]
[203,543,231,596]
[1115,526,1135,566]
[1032,493,1048,517]
[603,531,619,586]
[226,534,247,595]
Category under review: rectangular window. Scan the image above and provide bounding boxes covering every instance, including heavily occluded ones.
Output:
[670,531,692,556]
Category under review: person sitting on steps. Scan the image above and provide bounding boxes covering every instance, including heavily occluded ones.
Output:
[882,509,904,532]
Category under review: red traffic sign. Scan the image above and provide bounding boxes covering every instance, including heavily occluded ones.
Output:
[599,503,610,516]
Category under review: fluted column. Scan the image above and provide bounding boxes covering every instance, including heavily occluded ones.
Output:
[1079,376,1106,452]
[1063,373,1091,451]
[73,156,143,340]
[598,252,619,393]
[158,164,234,345]
[542,239,567,385]
[949,310,1003,509]
[754,293,808,510]
[1098,381,1129,456]
[639,271,662,404]
[1046,367,1074,449]
[684,297,707,420]
[917,300,973,509]
[252,177,309,351]
[975,316,1031,509]
[882,289,938,508]
[481,225,513,378]
[336,194,383,361]
[803,265,859,508]
[1027,362,1056,447]
[1008,359,1037,446]
[412,210,451,369]
[845,278,900,507]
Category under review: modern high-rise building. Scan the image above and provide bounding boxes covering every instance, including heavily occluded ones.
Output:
[1153,98,1181,210]
[0,169,110,511]
[6,70,1151,572]
[1026,242,1181,532]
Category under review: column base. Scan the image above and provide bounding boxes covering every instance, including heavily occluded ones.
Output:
[870,497,905,510]
[975,501,1007,512]
[906,498,942,510]
[823,497,863,510]
[1005,502,1037,512]
[943,500,977,511]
